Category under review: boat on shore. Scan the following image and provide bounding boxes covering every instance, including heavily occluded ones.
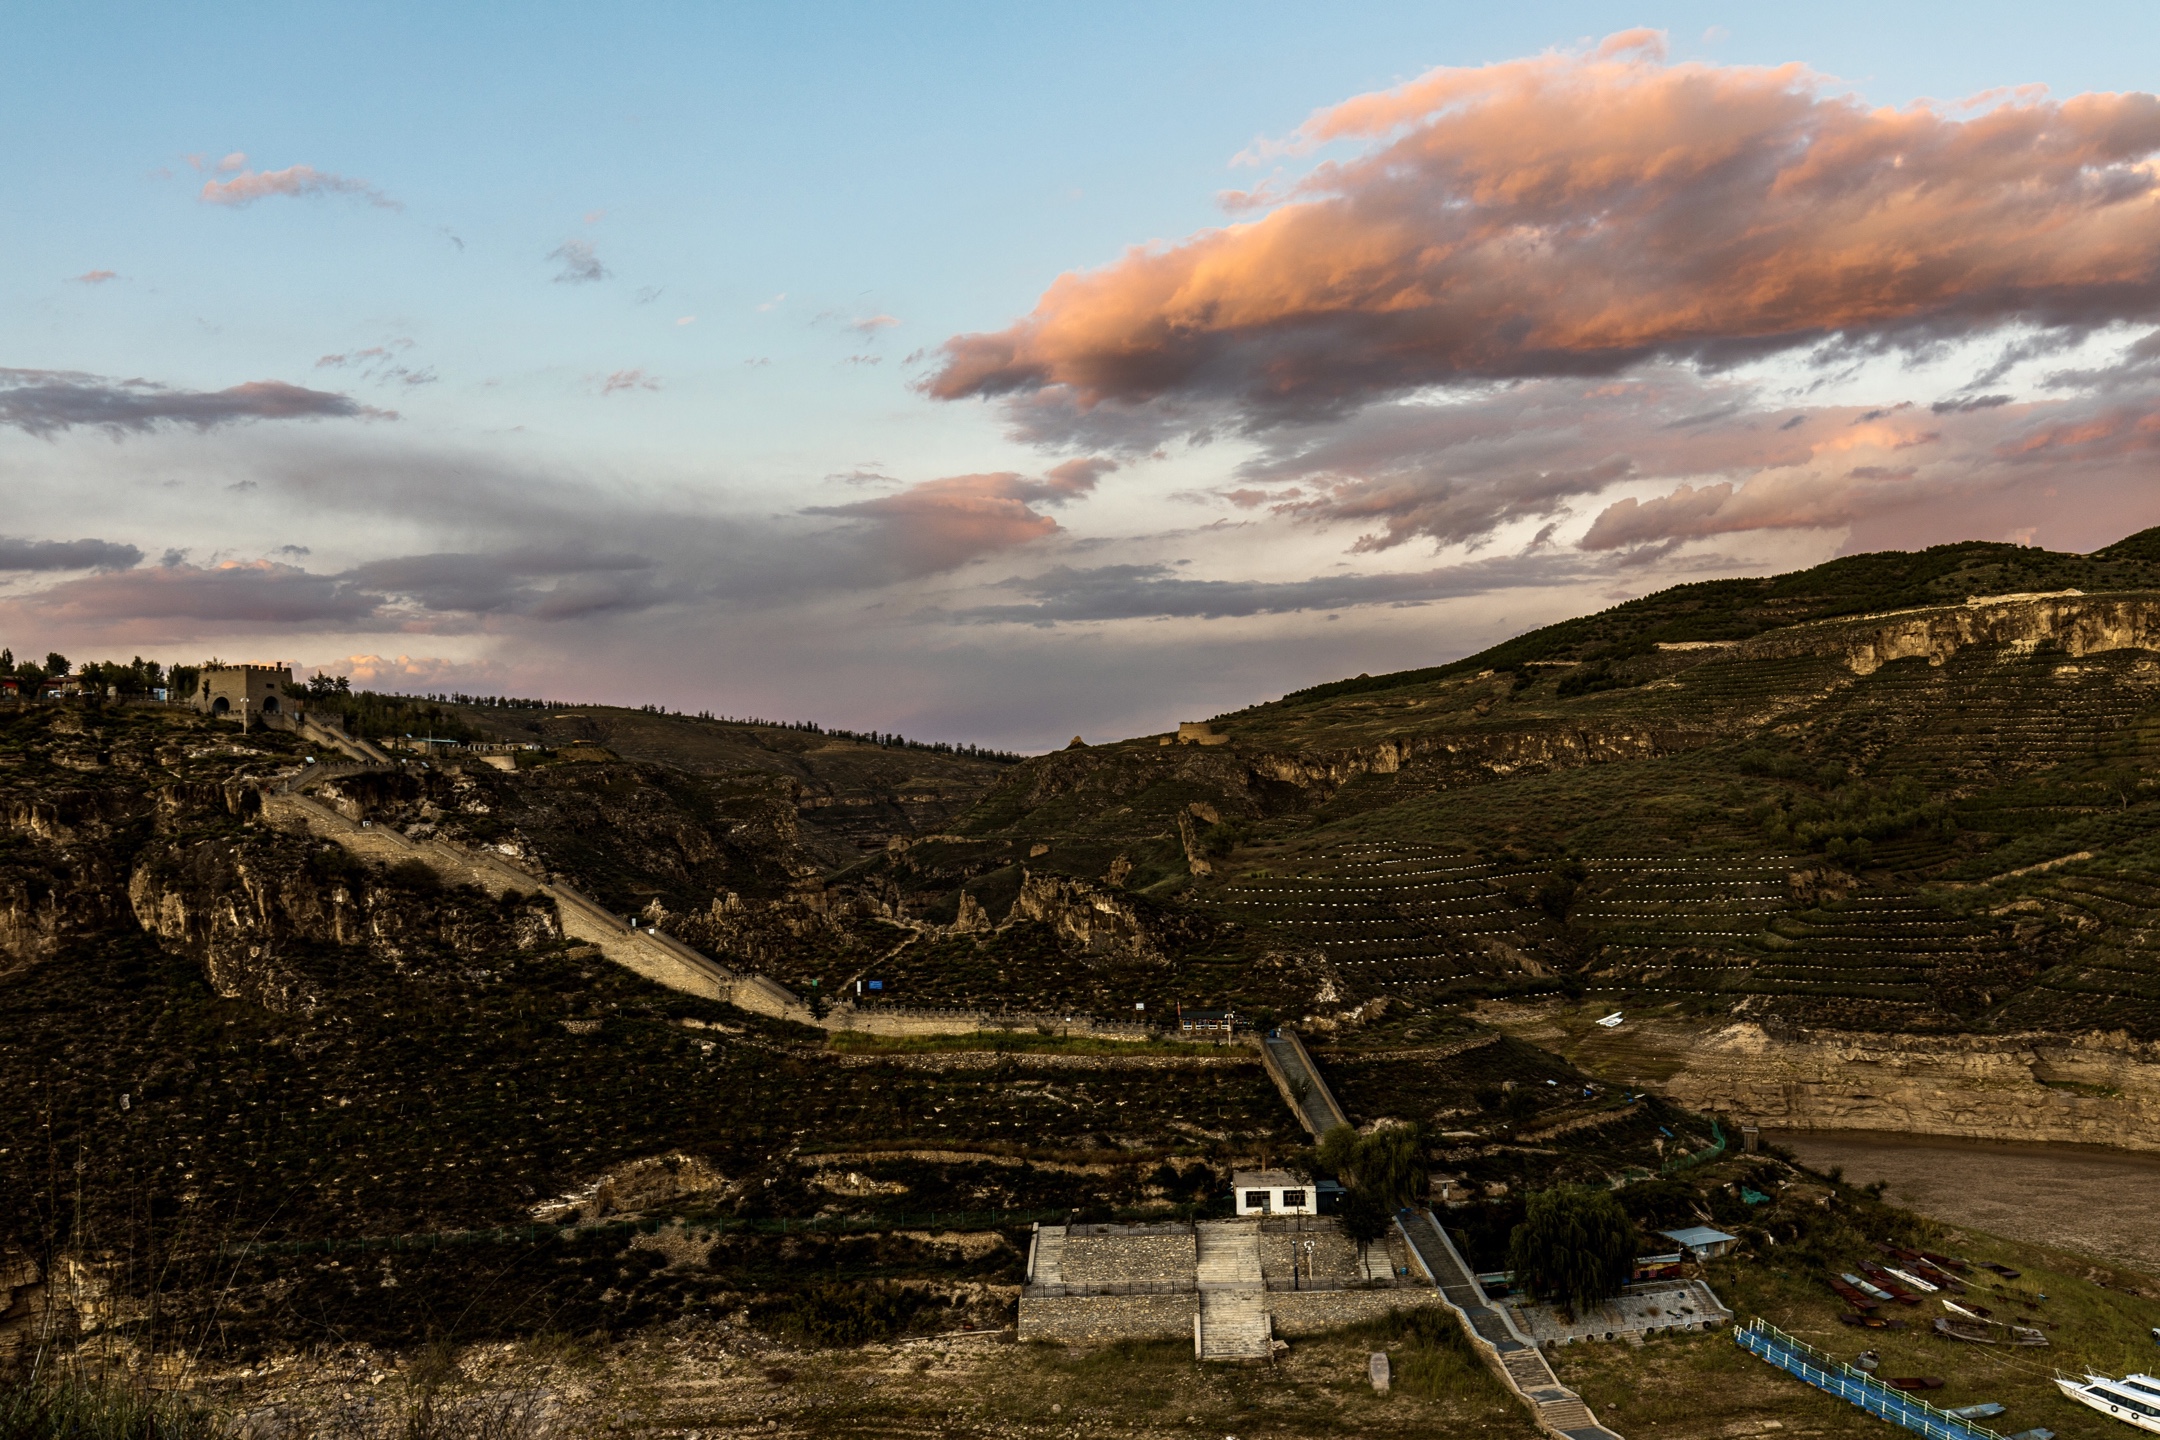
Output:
[2055,1371,2160,1431]
[1935,1316,1998,1344]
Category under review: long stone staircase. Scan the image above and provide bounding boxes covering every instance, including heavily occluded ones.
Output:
[1194,1220,1269,1360]
[264,788,816,1023]
[1396,1207,1622,1440]
[1260,1029,1351,1136]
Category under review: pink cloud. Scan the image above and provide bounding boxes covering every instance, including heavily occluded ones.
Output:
[805,457,1116,574]
[929,36,2160,424]
[71,270,117,284]
[200,165,400,210]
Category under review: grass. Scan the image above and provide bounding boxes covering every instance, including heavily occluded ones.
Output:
[0,1371,227,1440]
[1547,1210,2160,1439]
[523,1306,1543,1439]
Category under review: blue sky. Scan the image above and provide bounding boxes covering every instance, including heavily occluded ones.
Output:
[7,3,2160,748]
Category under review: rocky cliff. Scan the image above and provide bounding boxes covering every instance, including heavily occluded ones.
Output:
[1660,1019,2160,1152]
[1732,590,2160,676]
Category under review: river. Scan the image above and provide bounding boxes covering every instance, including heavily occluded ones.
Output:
[1770,1129,2160,1277]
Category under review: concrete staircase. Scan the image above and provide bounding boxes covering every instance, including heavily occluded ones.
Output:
[1195,1220,1261,1288]
[1194,1220,1267,1360]
[1196,1289,1271,1360]
[1028,1226,1066,1286]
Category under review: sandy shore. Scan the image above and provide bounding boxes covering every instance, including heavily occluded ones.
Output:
[1771,1128,2160,1276]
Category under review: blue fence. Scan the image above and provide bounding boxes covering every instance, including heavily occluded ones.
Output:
[1735,1318,2002,1440]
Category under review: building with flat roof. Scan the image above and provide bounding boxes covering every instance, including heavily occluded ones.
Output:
[1231,1169,1342,1216]
[192,664,301,724]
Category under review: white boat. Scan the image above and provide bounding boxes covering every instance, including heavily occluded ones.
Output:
[1884,1265,1939,1293]
[2056,1371,2160,1431]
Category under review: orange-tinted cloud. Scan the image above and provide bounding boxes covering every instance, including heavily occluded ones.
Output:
[199,164,400,210]
[806,458,1117,575]
[930,35,2160,425]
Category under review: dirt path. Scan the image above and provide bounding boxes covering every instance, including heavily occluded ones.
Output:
[1772,1128,2160,1276]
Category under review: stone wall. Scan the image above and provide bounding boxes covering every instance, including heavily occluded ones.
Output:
[1266,1287,1445,1336]
[1060,1232,1196,1286]
[1018,1292,1196,1343]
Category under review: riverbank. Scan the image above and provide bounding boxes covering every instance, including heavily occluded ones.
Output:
[1773,1128,2160,1276]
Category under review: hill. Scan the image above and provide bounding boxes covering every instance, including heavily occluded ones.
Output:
[11,526,2160,1396]
[812,533,2160,1056]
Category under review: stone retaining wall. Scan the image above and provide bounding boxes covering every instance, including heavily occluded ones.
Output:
[1061,1233,1196,1286]
[1018,1292,1196,1343]
[1266,1287,1445,1336]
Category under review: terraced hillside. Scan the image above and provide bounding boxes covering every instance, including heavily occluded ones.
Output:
[838,532,2160,1044]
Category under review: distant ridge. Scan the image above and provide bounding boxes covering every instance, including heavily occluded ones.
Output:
[1282,527,2160,707]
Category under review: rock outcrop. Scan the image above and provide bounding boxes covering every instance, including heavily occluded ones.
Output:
[1735,590,2160,676]
[1651,1020,2160,1152]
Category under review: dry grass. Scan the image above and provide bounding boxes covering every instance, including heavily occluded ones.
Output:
[1549,1221,2160,1440]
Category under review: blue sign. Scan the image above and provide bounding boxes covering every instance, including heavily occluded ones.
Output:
[867,980,883,991]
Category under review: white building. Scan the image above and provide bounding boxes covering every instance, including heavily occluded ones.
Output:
[1232,1169,1318,1216]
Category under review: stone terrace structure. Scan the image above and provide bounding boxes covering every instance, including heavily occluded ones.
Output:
[1018,1215,1440,1356]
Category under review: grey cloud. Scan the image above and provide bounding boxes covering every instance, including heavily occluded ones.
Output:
[0,536,143,572]
[345,549,667,622]
[1931,394,2013,414]
[1232,372,1801,552]
[0,368,385,438]
[950,553,1593,625]
[20,562,387,627]
[548,238,609,284]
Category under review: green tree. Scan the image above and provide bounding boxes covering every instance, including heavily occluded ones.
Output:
[1507,1186,1638,1313]
[1318,1123,1428,1211]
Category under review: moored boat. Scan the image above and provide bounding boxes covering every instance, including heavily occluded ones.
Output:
[1933,1316,1998,1344]
[1828,1274,1880,1309]
[2055,1371,2160,1431]
[1842,1271,1896,1303]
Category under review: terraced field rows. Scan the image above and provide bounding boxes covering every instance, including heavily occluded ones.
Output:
[1998,860,2160,1033]
[1219,845,1547,1001]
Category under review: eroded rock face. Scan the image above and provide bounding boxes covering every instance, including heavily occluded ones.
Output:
[1660,1021,2160,1152]
[1011,870,1160,959]
[129,836,560,1016]
[1737,591,2160,675]
[0,787,144,971]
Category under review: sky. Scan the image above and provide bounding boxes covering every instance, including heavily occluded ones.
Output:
[7,2,2160,751]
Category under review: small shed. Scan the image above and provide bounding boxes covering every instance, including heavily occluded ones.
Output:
[1232,1169,1325,1216]
[1659,1226,1739,1260]
[1178,1007,1243,1036]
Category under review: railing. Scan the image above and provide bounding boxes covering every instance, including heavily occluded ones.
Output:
[1735,1318,2002,1440]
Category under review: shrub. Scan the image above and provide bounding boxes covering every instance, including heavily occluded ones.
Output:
[387,858,443,893]
[752,1281,931,1347]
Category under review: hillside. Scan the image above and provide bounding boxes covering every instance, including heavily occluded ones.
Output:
[823,535,2160,1052]
[13,526,2160,1387]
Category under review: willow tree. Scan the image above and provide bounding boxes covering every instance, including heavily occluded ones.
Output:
[1506,1185,1638,1314]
